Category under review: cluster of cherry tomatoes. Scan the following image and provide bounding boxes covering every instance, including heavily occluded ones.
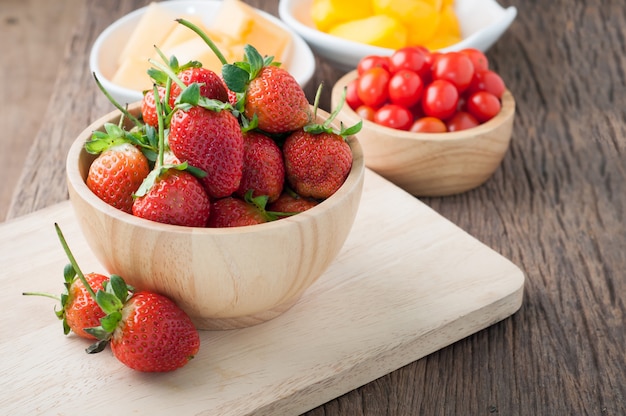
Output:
[346,46,507,133]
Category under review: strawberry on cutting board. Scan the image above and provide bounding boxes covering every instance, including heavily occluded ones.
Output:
[24,270,109,340]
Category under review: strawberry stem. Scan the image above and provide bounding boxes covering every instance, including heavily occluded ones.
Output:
[54,223,97,300]
[92,73,142,128]
[176,18,229,65]
[21,291,61,301]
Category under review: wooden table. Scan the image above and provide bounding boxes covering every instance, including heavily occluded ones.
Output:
[5,0,626,414]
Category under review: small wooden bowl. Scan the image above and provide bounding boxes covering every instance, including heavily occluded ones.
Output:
[66,103,365,330]
[331,70,516,197]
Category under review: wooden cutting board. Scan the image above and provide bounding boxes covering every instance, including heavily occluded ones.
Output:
[0,169,524,415]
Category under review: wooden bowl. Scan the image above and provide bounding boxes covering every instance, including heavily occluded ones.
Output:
[331,70,515,197]
[66,103,364,330]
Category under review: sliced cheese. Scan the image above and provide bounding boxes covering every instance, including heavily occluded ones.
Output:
[117,2,178,66]
[210,0,292,63]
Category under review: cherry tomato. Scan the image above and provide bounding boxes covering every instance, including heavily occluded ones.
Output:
[388,69,424,108]
[467,91,501,122]
[388,47,426,75]
[357,67,391,108]
[431,51,475,93]
[346,79,363,110]
[467,70,506,98]
[357,55,390,75]
[460,48,489,72]
[421,79,459,120]
[410,116,447,133]
[355,105,376,122]
[374,104,414,130]
[446,111,480,132]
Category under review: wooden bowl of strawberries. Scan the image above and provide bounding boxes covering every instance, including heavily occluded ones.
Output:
[331,47,516,197]
[66,38,364,330]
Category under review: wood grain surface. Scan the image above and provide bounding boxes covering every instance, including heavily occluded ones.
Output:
[0,170,523,415]
[3,0,626,415]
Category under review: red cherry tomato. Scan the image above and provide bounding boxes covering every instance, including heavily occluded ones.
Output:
[410,116,447,133]
[467,70,506,98]
[355,105,376,121]
[467,91,501,122]
[357,67,391,107]
[421,79,459,120]
[374,104,414,130]
[346,79,363,110]
[357,55,390,75]
[388,69,424,108]
[460,48,489,71]
[388,47,426,75]
[431,51,475,93]
[446,111,480,132]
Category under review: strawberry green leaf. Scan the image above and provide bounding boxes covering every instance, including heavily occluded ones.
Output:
[133,168,161,198]
[222,64,250,93]
[340,120,363,136]
[95,290,123,315]
[99,311,123,333]
[243,44,266,80]
[85,339,109,354]
[178,82,201,105]
[107,274,131,303]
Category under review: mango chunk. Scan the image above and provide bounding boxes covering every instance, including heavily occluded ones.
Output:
[311,0,374,32]
[328,15,407,50]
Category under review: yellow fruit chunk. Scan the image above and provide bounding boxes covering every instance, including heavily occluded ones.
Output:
[311,0,373,32]
[423,4,461,49]
[372,0,441,46]
[111,57,154,91]
[159,37,240,75]
[328,15,407,49]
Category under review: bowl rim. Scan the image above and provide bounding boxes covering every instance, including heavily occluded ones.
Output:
[66,102,365,236]
[90,0,316,103]
[332,70,516,143]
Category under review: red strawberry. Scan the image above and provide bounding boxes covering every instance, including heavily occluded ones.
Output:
[283,129,353,199]
[282,87,363,199]
[141,85,166,128]
[243,65,311,134]
[169,67,228,106]
[132,168,211,227]
[23,270,109,340]
[107,291,200,372]
[267,191,319,214]
[64,273,110,339]
[38,224,200,372]
[169,106,244,199]
[208,193,274,228]
[235,131,284,203]
[86,142,150,213]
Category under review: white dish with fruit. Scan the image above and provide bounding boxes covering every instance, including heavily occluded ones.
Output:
[279,0,517,70]
[91,0,316,104]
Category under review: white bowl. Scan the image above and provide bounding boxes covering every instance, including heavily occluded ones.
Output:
[278,0,517,71]
[91,0,316,105]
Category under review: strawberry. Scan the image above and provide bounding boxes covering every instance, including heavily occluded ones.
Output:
[267,190,319,214]
[40,224,200,373]
[86,141,150,214]
[132,167,211,227]
[242,64,311,134]
[23,269,109,340]
[169,105,244,199]
[141,85,166,128]
[282,87,362,199]
[104,289,200,372]
[283,130,353,199]
[169,66,228,106]
[208,192,276,228]
[235,131,285,203]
